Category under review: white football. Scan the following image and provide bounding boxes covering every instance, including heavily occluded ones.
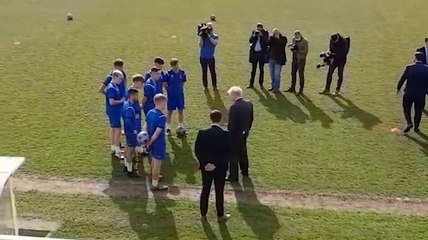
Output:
[137,131,149,144]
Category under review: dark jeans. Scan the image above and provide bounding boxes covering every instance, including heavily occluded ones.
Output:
[403,94,426,129]
[228,134,249,180]
[200,170,226,217]
[325,61,346,91]
[250,52,265,86]
[200,57,217,88]
[291,58,306,91]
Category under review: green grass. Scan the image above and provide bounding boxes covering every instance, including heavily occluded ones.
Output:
[16,193,428,240]
[0,0,427,197]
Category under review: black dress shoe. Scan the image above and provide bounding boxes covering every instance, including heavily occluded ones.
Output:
[127,170,141,178]
[319,90,330,95]
[284,88,295,93]
[246,85,254,89]
[414,128,421,133]
[403,124,414,134]
[267,88,274,91]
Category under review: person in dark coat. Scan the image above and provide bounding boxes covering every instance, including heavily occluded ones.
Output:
[226,86,254,182]
[397,52,428,133]
[416,38,428,65]
[267,28,287,93]
[248,23,269,89]
[195,110,233,222]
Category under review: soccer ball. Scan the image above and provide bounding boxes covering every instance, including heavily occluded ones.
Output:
[210,14,216,22]
[176,126,187,137]
[67,13,73,21]
[137,131,149,144]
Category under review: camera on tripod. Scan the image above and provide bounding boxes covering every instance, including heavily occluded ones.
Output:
[316,52,334,68]
[197,23,212,37]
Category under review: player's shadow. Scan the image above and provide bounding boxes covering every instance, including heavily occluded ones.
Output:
[296,94,334,128]
[328,95,382,130]
[423,109,428,116]
[105,159,178,240]
[201,215,232,240]
[168,136,199,184]
[406,132,428,157]
[253,88,309,123]
[204,90,228,125]
[231,178,279,240]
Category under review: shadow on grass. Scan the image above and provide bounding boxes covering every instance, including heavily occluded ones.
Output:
[328,95,382,130]
[106,158,178,240]
[204,89,228,125]
[423,109,428,116]
[253,88,309,123]
[296,94,334,128]
[231,178,279,240]
[168,136,199,184]
[406,132,428,157]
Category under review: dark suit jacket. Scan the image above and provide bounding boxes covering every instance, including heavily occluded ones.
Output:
[397,62,428,98]
[227,98,254,137]
[267,35,287,65]
[194,125,233,173]
[416,46,427,64]
[249,30,269,63]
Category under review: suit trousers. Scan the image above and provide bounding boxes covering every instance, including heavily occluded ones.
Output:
[291,58,306,91]
[200,170,226,217]
[229,134,249,180]
[403,94,426,129]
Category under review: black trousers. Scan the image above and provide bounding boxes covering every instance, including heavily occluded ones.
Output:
[200,170,226,217]
[291,58,306,91]
[325,61,346,91]
[249,52,265,86]
[200,57,217,88]
[229,134,249,180]
[403,94,426,129]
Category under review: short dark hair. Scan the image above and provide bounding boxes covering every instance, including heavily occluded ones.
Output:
[170,58,179,66]
[150,67,160,73]
[132,74,144,83]
[256,23,263,28]
[425,38,428,43]
[210,110,222,123]
[128,88,139,96]
[415,51,424,61]
[113,59,124,67]
[154,57,165,65]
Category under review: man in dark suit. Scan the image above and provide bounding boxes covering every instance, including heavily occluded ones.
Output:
[416,38,428,64]
[195,110,232,222]
[248,23,269,89]
[397,52,428,133]
[226,86,254,181]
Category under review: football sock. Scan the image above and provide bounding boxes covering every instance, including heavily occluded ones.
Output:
[111,145,115,152]
[125,161,132,172]
[178,122,184,127]
[165,123,170,130]
[152,180,159,187]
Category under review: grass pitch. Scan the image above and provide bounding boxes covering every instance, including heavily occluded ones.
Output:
[1,0,428,238]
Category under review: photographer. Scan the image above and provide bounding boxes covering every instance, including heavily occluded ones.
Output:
[285,30,308,94]
[198,22,219,90]
[247,23,269,88]
[267,28,287,93]
[319,33,350,95]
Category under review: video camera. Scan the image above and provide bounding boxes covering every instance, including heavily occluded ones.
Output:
[197,23,212,37]
[316,52,335,68]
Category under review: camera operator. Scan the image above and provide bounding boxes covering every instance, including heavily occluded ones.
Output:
[247,23,269,89]
[198,22,219,90]
[285,30,308,94]
[319,33,350,95]
[267,28,287,93]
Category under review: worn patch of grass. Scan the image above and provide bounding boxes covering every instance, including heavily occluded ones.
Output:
[15,193,428,240]
[0,0,427,197]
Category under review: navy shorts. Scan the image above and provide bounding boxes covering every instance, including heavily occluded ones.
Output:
[167,96,185,111]
[150,147,167,161]
[125,134,138,147]
[108,113,121,128]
